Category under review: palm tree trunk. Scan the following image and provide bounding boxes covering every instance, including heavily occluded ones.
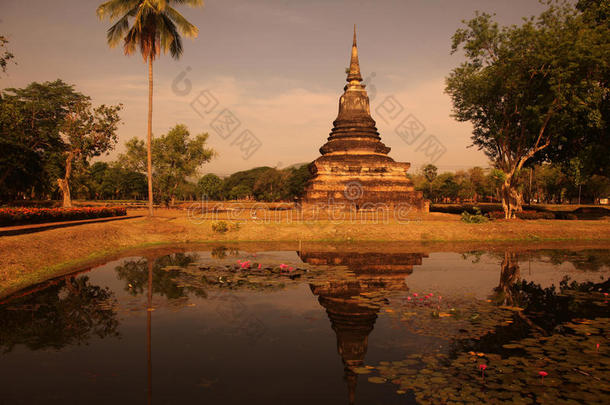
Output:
[147,55,154,216]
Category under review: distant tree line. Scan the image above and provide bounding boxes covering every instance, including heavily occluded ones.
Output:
[56,162,312,204]
[411,164,610,205]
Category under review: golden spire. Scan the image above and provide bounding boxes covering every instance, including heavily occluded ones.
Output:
[347,24,363,83]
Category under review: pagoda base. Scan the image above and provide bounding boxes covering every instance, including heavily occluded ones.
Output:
[302,155,426,212]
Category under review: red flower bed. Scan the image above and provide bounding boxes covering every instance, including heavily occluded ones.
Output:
[0,207,127,226]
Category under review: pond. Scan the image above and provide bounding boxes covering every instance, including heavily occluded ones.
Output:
[1,243,608,404]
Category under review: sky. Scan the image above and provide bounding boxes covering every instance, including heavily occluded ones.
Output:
[0,0,548,176]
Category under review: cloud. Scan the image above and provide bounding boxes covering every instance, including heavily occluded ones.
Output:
[93,71,488,175]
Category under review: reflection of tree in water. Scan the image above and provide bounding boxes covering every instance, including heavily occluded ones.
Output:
[493,254,608,332]
[210,246,239,259]
[115,253,202,299]
[0,276,119,353]
[369,251,609,403]
[493,251,521,306]
[493,251,608,321]
[463,251,610,353]
[535,249,610,271]
[473,249,610,271]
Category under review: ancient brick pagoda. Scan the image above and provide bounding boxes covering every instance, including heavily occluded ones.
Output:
[303,27,425,211]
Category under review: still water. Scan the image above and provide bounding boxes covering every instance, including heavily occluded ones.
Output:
[1,243,608,404]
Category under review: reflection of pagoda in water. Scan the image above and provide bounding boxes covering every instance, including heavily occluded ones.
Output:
[300,251,425,274]
[299,248,426,404]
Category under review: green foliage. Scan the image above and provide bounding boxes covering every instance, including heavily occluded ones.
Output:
[118,124,215,204]
[221,164,312,201]
[197,173,223,200]
[228,184,251,200]
[0,80,120,202]
[422,164,437,182]
[286,164,313,198]
[211,221,240,233]
[85,162,147,200]
[0,35,15,74]
[446,1,609,215]
[57,96,123,205]
[460,207,489,223]
[96,0,202,61]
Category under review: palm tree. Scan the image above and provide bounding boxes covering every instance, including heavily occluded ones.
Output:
[96,0,203,216]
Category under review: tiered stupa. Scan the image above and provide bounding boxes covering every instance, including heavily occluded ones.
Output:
[303,27,425,210]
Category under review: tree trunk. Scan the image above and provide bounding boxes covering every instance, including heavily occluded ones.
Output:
[501,175,523,219]
[57,178,72,208]
[58,151,75,208]
[147,55,154,216]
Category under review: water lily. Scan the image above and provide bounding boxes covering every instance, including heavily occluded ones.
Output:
[539,371,548,383]
[479,364,487,378]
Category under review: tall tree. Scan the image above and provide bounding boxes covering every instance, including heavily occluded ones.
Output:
[197,173,223,200]
[0,80,84,200]
[119,124,215,206]
[96,0,203,216]
[446,2,608,218]
[58,98,122,207]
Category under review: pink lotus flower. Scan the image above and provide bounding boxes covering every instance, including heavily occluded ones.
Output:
[258,263,262,269]
[479,364,487,377]
[539,371,548,383]
[407,297,412,301]
[413,293,418,297]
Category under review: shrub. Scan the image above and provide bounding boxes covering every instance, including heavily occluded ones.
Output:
[211,221,229,233]
[432,204,501,215]
[0,207,127,226]
[211,221,240,233]
[488,210,555,220]
[517,211,555,220]
[461,207,489,223]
